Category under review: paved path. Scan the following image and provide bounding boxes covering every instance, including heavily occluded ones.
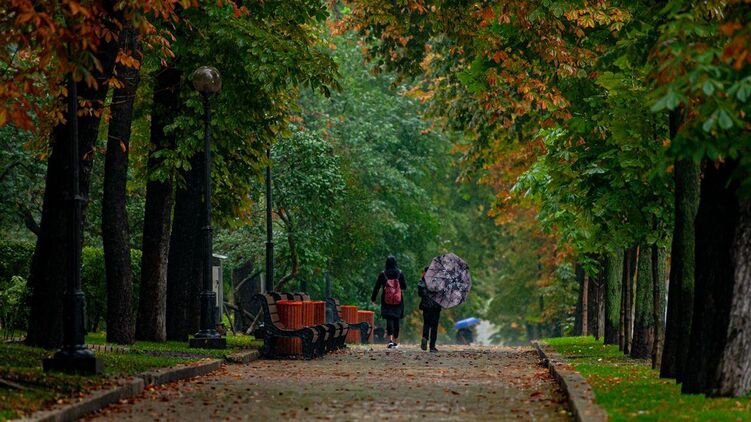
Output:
[88,345,571,421]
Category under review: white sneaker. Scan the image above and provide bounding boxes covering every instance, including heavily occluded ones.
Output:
[392,343,399,349]
[387,342,395,349]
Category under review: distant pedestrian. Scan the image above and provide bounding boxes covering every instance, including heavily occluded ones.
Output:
[456,327,473,345]
[418,266,442,352]
[371,256,406,349]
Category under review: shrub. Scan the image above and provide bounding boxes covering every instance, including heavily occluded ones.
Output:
[0,241,142,333]
[0,240,34,283]
[81,247,142,332]
[0,241,34,333]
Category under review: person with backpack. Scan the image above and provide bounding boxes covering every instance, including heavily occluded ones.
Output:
[371,256,406,349]
[418,266,442,352]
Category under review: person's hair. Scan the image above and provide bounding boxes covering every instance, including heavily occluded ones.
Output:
[385,255,398,271]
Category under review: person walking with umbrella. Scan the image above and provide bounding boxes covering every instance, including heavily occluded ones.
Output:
[454,317,480,345]
[418,266,442,352]
[424,253,473,347]
[371,256,406,349]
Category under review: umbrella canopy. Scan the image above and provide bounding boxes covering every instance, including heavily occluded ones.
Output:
[424,253,472,309]
[454,317,481,330]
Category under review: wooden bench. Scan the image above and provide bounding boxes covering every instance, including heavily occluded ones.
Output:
[271,292,348,354]
[253,293,322,359]
[326,297,372,344]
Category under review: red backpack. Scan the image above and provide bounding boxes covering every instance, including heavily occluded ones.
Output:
[384,272,402,305]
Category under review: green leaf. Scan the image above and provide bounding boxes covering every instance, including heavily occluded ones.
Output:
[717,109,733,130]
[702,111,717,132]
[702,80,715,96]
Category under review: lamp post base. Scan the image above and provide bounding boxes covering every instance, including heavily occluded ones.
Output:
[189,336,226,349]
[43,347,103,375]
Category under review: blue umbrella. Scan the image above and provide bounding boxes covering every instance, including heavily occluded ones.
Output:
[454,317,481,330]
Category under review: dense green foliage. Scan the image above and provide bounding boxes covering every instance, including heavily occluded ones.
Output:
[214,36,501,340]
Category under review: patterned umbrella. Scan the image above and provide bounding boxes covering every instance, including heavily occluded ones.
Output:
[424,253,471,309]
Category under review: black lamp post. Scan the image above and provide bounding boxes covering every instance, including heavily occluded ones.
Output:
[265,146,274,293]
[43,76,103,374]
[189,66,226,349]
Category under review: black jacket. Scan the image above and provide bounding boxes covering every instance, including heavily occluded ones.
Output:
[371,269,406,319]
[418,277,441,310]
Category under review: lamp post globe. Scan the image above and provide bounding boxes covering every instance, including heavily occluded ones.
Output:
[192,66,222,95]
[189,65,226,349]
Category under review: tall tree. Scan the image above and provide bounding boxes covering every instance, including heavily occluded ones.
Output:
[604,252,623,345]
[25,3,123,348]
[165,154,203,341]
[660,115,700,380]
[683,160,750,396]
[631,246,654,359]
[102,24,141,345]
[136,64,180,342]
[650,1,751,396]
[621,247,637,354]
[651,245,667,368]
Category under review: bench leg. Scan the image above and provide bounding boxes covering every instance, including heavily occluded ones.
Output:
[302,336,315,360]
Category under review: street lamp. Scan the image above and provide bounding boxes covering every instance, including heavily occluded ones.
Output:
[189,66,226,349]
[265,146,274,293]
[43,75,102,374]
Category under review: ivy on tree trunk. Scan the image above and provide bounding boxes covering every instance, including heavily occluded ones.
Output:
[632,245,654,359]
[604,251,623,345]
[661,158,700,380]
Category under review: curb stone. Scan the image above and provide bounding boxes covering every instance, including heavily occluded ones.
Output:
[17,351,259,422]
[226,349,260,364]
[138,358,223,386]
[532,341,608,422]
[19,378,144,422]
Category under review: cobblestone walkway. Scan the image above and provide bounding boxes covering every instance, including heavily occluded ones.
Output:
[88,345,571,421]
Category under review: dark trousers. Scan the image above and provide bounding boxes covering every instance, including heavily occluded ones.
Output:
[422,308,441,348]
[385,317,400,338]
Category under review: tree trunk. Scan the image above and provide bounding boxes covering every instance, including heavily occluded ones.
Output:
[276,212,299,291]
[605,251,623,345]
[588,267,598,339]
[632,245,654,359]
[619,251,627,351]
[651,246,667,369]
[596,270,605,341]
[661,158,700,380]
[135,64,181,342]
[26,9,121,348]
[165,153,204,341]
[622,247,637,355]
[716,200,751,396]
[582,273,589,337]
[102,25,140,345]
[684,160,751,397]
[574,264,585,336]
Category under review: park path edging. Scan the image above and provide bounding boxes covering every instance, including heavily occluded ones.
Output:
[532,341,608,422]
[18,351,259,422]
[21,378,144,422]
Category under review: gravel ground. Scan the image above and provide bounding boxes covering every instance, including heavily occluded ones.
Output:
[87,344,571,421]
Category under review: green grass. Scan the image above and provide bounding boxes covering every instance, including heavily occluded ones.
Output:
[544,337,751,421]
[0,342,196,420]
[85,332,261,358]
